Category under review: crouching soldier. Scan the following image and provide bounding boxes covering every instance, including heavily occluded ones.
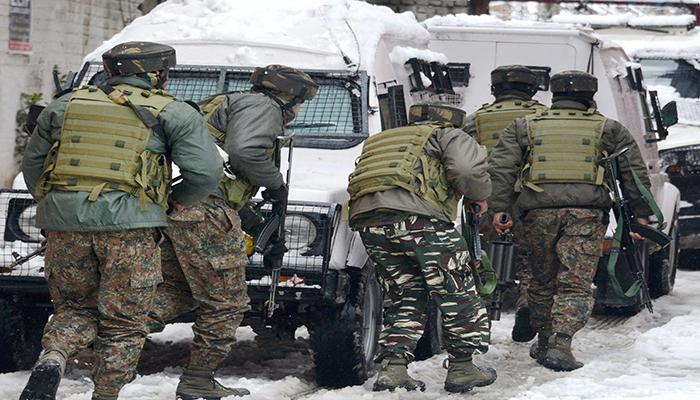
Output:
[488,71,653,371]
[146,65,317,400]
[20,42,222,400]
[347,103,495,393]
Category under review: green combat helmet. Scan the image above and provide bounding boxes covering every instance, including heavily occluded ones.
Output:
[408,103,467,128]
[550,70,598,95]
[250,65,319,104]
[102,41,176,76]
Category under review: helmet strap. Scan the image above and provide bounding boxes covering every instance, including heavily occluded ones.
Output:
[256,87,299,123]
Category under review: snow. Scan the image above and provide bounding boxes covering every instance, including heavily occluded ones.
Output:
[3,270,700,399]
[388,46,448,65]
[83,0,431,75]
[423,13,573,30]
[552,13,696,28]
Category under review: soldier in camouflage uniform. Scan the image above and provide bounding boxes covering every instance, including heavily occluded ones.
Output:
[348,103,495,393]
[488,71,653,371]
[19,42,222,400]
[146,65,317,400]
[463,65,547,342]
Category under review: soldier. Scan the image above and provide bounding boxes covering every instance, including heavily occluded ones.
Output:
[464,65,547,342]
[348,103,495,393]
[19,42,222,400]
[488,71,653,371]
[146,65,317,400]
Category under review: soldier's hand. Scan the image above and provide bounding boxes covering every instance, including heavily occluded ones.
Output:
[264,237,288,257]
[493,212,513,235]
[466,200,488,216]
[262,184,288,203]
[630,217,649,241]
[168,198,185,213]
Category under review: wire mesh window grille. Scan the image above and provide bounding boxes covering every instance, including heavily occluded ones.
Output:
[0,190,44,277]
[75,63,368,149]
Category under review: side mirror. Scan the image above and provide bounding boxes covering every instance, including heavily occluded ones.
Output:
[660,101,678,128]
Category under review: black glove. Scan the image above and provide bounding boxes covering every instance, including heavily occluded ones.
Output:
[238,204,264,237]
[262,184,288,203]
[264,237,288,257]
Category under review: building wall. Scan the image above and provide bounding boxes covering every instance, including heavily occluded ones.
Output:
[367,0,471,21]
[0,0,141,188]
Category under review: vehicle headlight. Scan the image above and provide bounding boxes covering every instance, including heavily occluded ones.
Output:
[285,214,318,250]
[684,149,700,166]
[661,151,679,167]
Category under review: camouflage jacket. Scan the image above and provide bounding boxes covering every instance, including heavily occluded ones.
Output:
[205,92,285,192]
[22,76,223,232]
[349,126,491,227]
[488,99,653,218]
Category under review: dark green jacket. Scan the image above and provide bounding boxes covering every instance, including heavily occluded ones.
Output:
[488,99,653,218]
[349,125,491,226]
[206,92,285,192]
[22,76,223,232]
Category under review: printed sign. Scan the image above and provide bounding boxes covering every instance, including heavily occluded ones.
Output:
[9,0,32,53]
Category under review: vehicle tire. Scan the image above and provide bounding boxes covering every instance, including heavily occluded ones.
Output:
[678,249,700,270]
[309,263,382,388]
[413,299,442,361]
[0,297,51,372]
[596,241,651,317]
[649,218,679,298]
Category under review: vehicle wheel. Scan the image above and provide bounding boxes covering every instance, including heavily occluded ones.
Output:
[596,241,651,317]
[0,297,51,372]
[413,299,442,361]
[678,249,700,270]
[309,263,382,387]
[649,218,679,298]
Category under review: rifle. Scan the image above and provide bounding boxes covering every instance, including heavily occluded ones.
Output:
[602,147,671,314]
[486,214,517,321]
[461,203,497,299]
[1,241,47,273]
[253,135,294,318]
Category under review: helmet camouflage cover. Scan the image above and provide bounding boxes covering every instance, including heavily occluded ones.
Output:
[250,65,319,103]
[550,70,598,94]
[491,65,538,87]
[408,103,466,128]
[102,41,176,76]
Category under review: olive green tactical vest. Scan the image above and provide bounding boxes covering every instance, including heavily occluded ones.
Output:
[474,99,545,152]
[523,108,607,192]
[347,123,460,220]
[35,84,174,210]
[201,94,261,211]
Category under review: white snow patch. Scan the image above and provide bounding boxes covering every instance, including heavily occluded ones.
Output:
[424,13,573,30]
[388,46,448,65]
[83,0,431,74]
[552,13,695,28]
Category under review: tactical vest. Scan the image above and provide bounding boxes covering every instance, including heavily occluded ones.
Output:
[474,99,545,152]
[35,84,174,209]
[201,94,263,211]
[347,123,460,220]
[523,108,607,192]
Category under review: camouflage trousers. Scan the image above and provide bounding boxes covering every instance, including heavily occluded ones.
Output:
[521,208,606,337]
[360,215,490,361]
[42,229,161,397]
[147,196,250,370]
[479,207,531,310]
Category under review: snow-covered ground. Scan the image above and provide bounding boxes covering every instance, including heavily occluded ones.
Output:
[2,270,699,399]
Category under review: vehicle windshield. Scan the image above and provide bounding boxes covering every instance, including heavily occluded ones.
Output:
[640,59,700,98]
[75,63,368,149]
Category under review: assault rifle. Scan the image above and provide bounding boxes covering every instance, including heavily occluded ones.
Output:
[1,241,47,273]
[487,214,517,321]
[253,135,294,318]
[602,147,672,314]
[462,203,497,300]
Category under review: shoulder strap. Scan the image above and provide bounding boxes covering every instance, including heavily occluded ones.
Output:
[98,84,167,140]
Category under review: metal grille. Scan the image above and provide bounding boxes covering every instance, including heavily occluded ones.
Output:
[248,202,336,279]
[75,63,368,149]
[0,190,44,277]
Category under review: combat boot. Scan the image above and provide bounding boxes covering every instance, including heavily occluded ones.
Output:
[529,334,549,362]
[512,306,536,342]
[443,356,497,393]
[539,332,583,371]
[176,366,250,399]
[20,350,66,400]
[372,357,426,392]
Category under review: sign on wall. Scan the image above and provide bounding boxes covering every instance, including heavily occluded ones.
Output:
[8,0,32,53]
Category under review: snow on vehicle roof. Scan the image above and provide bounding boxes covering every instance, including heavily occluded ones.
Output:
[83,0,431,74]
[423,13,575,31]
[552,13,696,28]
